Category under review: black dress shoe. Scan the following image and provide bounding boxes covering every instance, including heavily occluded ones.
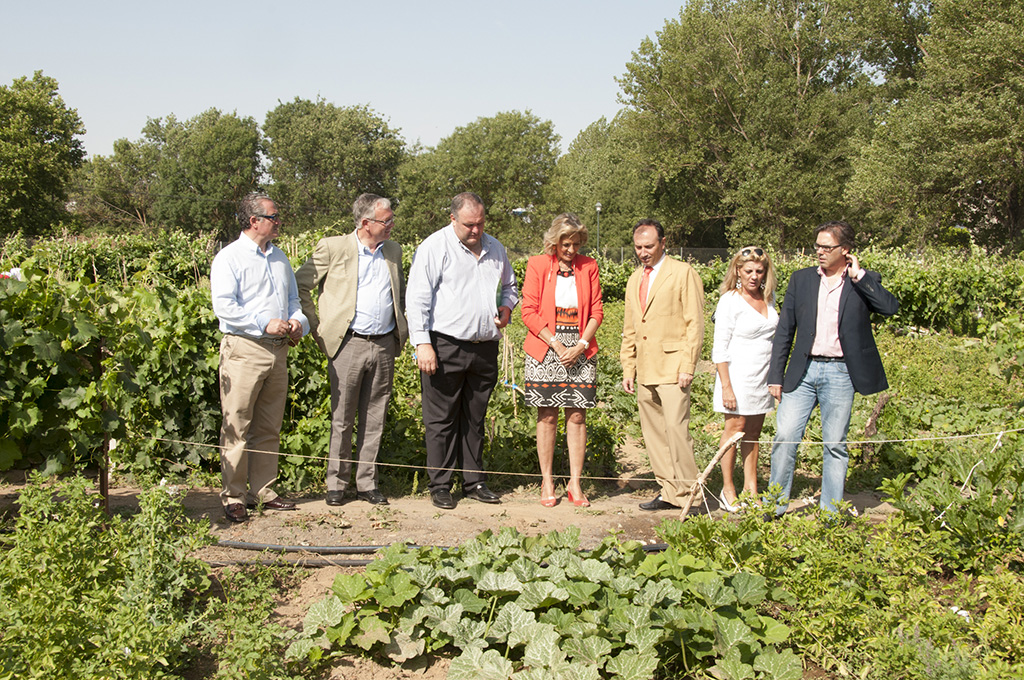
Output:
[325,491,345,506]
[247,497,297,510]
[464,482,501,504]
[639,495,680,511]
[224,503,247,523]
[431,488,456,510]
[356,489,389,505]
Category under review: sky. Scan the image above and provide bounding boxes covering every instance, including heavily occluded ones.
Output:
[4,0,685,159]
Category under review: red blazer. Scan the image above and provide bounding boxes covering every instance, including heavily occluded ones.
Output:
[521,254,604,362]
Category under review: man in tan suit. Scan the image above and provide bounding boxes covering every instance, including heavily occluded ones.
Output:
[296,193,408,506]
[621,219,705,511]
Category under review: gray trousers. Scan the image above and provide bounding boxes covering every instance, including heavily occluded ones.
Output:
[327,333,397,492]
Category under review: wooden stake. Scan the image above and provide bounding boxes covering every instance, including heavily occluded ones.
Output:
[677,431,745,517]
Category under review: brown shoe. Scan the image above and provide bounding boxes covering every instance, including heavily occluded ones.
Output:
[247,497,297,511]
[224,503,247,523]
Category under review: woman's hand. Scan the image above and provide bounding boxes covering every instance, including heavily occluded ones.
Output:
[555,341,585,368]
[722,385,738,411]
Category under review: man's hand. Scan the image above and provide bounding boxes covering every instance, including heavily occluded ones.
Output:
[416,343,438,375]
[287,319,303,341]
[266,318,290,336]
[846,253,863,279]
[494,305,512,329]
[769,384,782,400]
[622,376,635,394]
[677,372,694,389]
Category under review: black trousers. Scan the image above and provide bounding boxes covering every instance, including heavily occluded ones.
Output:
[421,332,499,491]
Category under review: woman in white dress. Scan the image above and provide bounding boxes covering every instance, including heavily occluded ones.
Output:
[712,247,778,511]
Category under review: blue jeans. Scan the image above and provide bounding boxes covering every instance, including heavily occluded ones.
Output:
[769,360,855,515]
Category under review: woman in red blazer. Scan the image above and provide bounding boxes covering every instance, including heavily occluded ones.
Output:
[521,213,603,507]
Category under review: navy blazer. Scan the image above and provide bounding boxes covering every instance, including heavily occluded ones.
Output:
[769,267,899,395]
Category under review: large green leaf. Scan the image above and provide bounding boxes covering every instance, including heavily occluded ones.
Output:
[448,647,515,680]
[561,635,612,666]
[605,648,659,680]
[752,648,802,680]
[302,595,345,632]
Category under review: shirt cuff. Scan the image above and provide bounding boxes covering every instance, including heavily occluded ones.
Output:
[410,331,432,346]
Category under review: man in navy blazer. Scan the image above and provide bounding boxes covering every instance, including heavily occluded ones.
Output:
[767,221,898,515]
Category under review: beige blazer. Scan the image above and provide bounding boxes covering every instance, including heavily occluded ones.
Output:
[295,232,408,358]
[620,256,705,385]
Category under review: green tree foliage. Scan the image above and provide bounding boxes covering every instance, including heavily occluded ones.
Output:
[0,71,85,236]
[71,138,158,231]
[618,0,927,250]
[142,108,262,237]
[264,98,405,229]
[848,0,1024,252]
[545,113,657,253]
[396,110,559,252]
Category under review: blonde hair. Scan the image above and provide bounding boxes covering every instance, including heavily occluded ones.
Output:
[542,213,589,255]
[719,247,777,302]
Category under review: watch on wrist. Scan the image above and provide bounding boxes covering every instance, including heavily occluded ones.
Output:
[577,338,589,349]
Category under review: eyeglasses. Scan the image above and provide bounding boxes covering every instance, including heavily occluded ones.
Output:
[814,243,841,253]
[257,213,281,223]
[740,248,764,257]
[368,218,395,228]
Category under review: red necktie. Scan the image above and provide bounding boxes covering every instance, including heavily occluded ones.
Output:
[639,266,653,310]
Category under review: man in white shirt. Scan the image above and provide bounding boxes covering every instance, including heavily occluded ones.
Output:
[405,192,518,509]
[296,194,407,507]
[211,192,309,523]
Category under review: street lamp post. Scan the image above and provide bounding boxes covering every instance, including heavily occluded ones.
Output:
[595,202,602,254]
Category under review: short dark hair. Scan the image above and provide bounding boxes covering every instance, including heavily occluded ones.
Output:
[814,221,855,250]
[633,218,664,240]
[238,192,272,231]
[451,192,484,216]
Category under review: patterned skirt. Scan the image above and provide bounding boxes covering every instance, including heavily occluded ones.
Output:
[524,307,597,408]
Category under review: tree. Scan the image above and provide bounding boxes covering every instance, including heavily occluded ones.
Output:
[264,98,405,229]
[396,111,560,252]
[71,138,158,230]
[0,71,85,235]
[618,0,928,249]
[545,113,657,253]
[143,109,262,237]
[847,0,1024,252]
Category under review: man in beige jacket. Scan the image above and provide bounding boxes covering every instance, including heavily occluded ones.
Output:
[296,194,407,506]
[621,219,705,511]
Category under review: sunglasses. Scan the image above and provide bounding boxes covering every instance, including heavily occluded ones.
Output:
[740,248,764,257]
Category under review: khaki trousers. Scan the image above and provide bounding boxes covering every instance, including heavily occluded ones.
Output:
[326,333,396,492]
[637,382,700,505]
[218,335,289,507]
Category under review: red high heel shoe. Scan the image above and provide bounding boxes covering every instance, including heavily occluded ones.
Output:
[567,490,590,507]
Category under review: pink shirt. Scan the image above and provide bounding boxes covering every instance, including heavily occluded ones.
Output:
[810,267,864,357]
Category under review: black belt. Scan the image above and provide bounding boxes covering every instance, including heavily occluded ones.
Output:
[432,331,492,345]
[809,355,845,362]
[347,330,390,341]
[233,334,288,347]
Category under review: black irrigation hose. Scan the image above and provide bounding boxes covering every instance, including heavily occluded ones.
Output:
[216,539,670,556]
[207,557,376,568]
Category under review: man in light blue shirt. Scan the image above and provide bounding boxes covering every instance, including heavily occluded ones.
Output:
[296,194,407,507]
[406,192,518,509]
[211,192,309,523]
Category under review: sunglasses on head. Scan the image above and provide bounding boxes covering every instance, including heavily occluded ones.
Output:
[740,248,764,257]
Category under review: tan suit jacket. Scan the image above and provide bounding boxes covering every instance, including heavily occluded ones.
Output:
[295,232,407,358]
[620,256,705,385]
